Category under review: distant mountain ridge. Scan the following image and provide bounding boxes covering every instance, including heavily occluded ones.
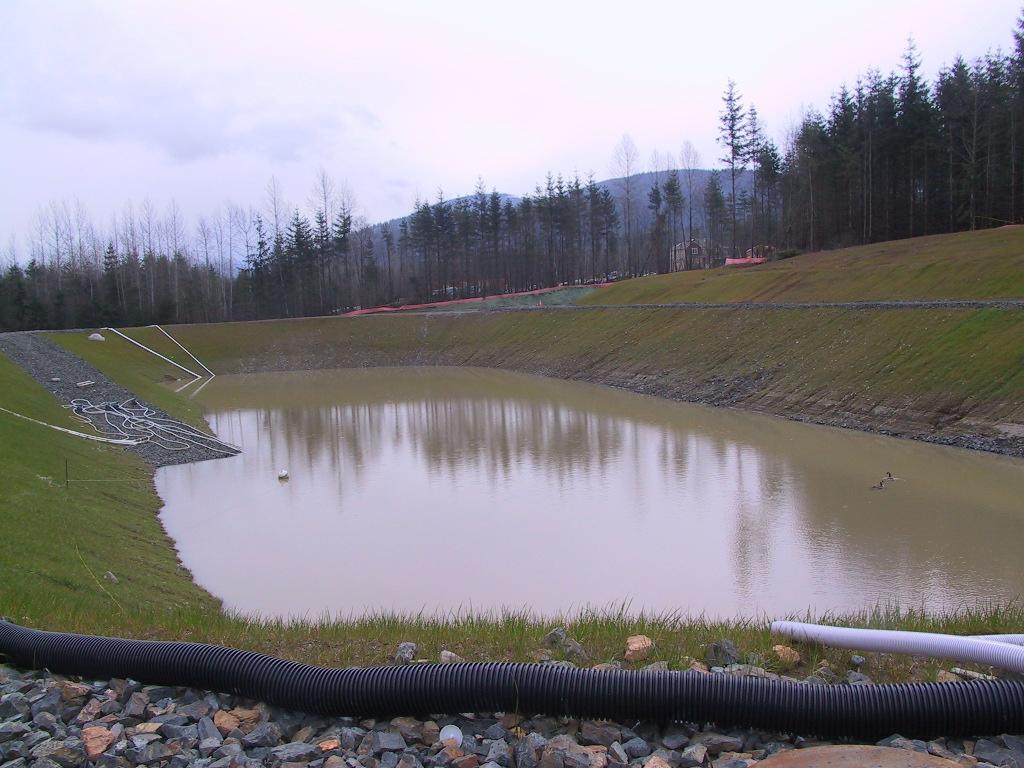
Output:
[369,168,753,232]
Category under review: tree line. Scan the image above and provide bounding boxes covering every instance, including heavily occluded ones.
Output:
[3,11,1024,330]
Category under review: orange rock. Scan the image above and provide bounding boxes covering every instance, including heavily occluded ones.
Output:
[772,644,802,669]
[58,681,92,702]
[133,722,163,734]
[75,698,104,724]
[214,709,241,735]
[624,635,654,662]
[644,757,673,768]
[229,707,260,733]
[81,727,115,759]
[319,738,342,752]
[452,755,480,768]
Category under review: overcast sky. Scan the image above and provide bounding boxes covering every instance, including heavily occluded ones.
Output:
[1,0,1020,250]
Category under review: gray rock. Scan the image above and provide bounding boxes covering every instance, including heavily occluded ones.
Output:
[0,693,30,720]
[514,733,545,768]
[394,643,418,665]
[661,725,689,751]
[486,739,513,767]
[122,692,148,719]
[132,741,178,765]
[272,741,322,761]
[705,639,741,668]
[608,742,629,764]
[381,752,401,768]
[691,732,743,756]
[846,671,873,685]
[851,654,867,668]
[678,744,707,768]
[241,721,283,748]
[29,689,61,718]
[483,723,510,741]
[0,724,30,744]
[542,628,568,648]
[162,723,198,742]
[876,735,927,753]
[196,717,221,745]
[622,737,651,759]
[973,739,1016,767]
[580,721,620,747]
[376,732,408,752]
[643,661,669,672]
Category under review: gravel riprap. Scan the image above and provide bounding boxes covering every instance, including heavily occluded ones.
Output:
[0,660,1016,768]
[0,331,231,467]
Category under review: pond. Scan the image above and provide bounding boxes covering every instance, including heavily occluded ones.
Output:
[156,367,1024,620]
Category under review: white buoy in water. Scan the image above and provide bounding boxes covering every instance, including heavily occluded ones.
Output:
[278,469,289,480]
[438,724,463,747]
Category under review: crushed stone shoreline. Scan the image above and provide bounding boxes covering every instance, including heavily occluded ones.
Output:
[0,331,227,468]
[1,653,1018,768]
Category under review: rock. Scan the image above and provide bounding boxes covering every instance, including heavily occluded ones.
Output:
[562,638,588,663]
[213,710,240,735]
[973,739,1015,766]
[81,726,116,759]
[679,744,707,768]
[581,722,620,748]
[391,717,424,743]
[876,735,928,753]
[691,733,743,756]
[543,628,569,648]
[644,755,674,768]
[272,742,322,761]
[486,739,513,767]
[661,725,689,751]
[103,571,119,584]
[622,737,652,759]
[705,640,741,668]
[846,671,873,685]
[423,721,441,746]
[541,628,588,662]
[440,651,465,664]
[133,741,177,765]
[376,731,408,752]
[57,682,92,703]
[851,654,867,668]
[936,670,961,683]
[643,661,669,672]
[624,636,654,663]
[608,742,629,764]
[241,721,282,748]
[123,691,149,719]
[591,662,622,672]
[0,723,31,744]
[772,645,801,669]
[395,642,418,665]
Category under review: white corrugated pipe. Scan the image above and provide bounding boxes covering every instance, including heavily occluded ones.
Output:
[771,621,1024,674]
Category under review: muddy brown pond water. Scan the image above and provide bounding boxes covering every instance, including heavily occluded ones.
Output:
[156,367,1024,620]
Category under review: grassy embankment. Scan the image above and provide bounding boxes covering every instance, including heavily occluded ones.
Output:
[581,227,1024,305]
[4,228,1024,679]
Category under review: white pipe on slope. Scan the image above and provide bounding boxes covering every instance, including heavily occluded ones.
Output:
[771,620,1024,674]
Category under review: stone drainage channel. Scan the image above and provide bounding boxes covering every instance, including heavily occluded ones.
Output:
[0,331,233,467]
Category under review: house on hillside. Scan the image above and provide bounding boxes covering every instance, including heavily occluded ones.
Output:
[671,238,705,271]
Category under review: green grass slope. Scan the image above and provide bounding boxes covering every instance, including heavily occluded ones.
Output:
[583,228,1024,305]
[0,354,218,630]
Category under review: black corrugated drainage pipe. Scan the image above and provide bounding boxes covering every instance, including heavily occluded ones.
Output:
[2,620,1024,739]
